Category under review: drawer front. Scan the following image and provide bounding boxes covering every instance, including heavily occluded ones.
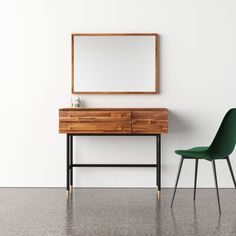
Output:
[132,111,168,133]
[59,111,131,122]
[59,110,131,133]
[59,122,131,134]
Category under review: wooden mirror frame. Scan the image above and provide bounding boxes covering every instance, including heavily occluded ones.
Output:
[71,33,159,94]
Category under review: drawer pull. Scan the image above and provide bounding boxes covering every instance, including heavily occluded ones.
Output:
[79,117,95,121]
[132,120,153,124]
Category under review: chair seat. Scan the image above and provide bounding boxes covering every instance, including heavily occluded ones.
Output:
[175,146,227,160]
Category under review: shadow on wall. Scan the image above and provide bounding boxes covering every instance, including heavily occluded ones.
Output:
[168,110,193,135]
[161,110,194,174]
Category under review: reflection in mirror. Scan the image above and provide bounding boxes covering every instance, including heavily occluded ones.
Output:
[72,34,158,94]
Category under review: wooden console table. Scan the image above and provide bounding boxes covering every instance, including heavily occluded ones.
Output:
[59,108,168,193]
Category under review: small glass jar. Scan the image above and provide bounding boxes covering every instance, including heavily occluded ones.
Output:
[71,96,81,108]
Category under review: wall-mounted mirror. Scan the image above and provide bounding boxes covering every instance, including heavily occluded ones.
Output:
[72,33,158,94]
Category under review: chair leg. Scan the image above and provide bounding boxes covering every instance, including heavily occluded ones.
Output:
[171,157,184,208]
[226,157,236,189]
[212,160,221,214]
[193,159,198,201]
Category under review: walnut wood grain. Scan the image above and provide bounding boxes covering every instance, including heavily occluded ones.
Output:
[59,108,167,111]
[59,108,168,134]
[132,110,168,120]
[59,111,131,122]
[59,122,131,134]
[132,111,168,134]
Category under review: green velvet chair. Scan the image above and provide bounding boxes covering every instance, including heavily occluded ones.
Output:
[171,108,236,214]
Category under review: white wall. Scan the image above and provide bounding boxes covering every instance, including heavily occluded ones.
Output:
[0,0,236,188]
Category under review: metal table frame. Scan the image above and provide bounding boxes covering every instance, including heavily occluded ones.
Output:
[66,133,161,193]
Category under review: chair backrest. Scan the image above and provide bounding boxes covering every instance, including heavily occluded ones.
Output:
[208,108,236,157]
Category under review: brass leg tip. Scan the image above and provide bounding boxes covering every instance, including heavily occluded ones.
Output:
[69,185,73,193]
[156,189,160,198]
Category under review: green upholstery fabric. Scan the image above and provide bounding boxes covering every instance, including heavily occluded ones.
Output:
[175,109,236,161]
[175,146,210,159]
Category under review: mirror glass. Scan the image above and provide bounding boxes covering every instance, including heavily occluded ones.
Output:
[72,34,158,94]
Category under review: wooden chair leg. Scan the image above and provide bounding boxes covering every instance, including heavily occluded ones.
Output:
[171,157,184,208]
[226,157,236,189]
[193,159,198,201]
[212,160,221,214]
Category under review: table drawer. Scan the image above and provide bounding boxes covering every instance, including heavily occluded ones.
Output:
[59,111,131,122]
[59,122,131,134]
[132,111,168,133]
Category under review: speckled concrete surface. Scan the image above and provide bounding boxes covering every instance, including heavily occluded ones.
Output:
[0,188,236,235]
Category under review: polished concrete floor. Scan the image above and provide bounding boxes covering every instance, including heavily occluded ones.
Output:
[0,188,236,236]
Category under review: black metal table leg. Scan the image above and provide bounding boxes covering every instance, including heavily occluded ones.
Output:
[65,133,162,193]
[156,134,161,191]
[66,134,70,193]
[70,135,73,192]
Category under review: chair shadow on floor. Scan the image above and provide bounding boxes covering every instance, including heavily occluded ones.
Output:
[170,202,221,236]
